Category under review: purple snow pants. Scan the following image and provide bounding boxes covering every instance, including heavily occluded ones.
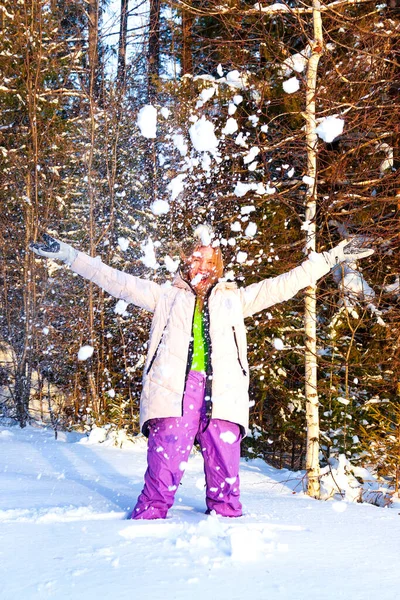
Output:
[131,371,242,519]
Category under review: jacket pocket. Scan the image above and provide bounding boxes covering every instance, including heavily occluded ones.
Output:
[232,326,247,377]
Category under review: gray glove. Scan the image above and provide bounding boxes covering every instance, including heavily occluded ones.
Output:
[323,238,374,268]
[30,234,78,266]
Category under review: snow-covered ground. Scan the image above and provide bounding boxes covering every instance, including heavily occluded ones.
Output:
[0,425,398,600]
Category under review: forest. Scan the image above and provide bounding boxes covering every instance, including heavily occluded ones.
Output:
[0,0,399,498]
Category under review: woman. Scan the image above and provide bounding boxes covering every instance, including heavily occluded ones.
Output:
[30,226,373,518]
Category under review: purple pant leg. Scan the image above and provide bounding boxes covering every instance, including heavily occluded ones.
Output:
[130,372,205,520]
[198,419,242,517]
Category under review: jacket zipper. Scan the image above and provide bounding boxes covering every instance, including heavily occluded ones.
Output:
[232,326,247,376]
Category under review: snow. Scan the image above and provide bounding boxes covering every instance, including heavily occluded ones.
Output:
[225,70,249,90]
[172,134,188,156]
[302,175,315,186]
[189,117,219,153]
[245,222,257,237]
[77,345,94,361]
[254,2,291,12]
[236,251,248,264]
[199,86,216,103]
[283,50,309,74]
[140,239,159,269]
[117,236,129,251]
[316,115,344,143]
[160,107,170,119]
[150,199,170,216]
[243,146,260,164]
[137,105,157,139]
[1,425,398,600]
[221,117,238,135]
[164,255,180,273]
[194,224,213,246]
[167,173,187,201]
[114,299,129,316]
[272,338,284,350]
[282,77,300,94]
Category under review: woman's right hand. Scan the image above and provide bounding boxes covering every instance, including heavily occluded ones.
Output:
[30,233,78,265]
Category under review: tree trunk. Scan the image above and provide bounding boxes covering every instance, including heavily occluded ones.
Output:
[148,0,161,102]
[182,9,193,75]
[117,0,129,89]
[87,0,99,98]
[304,0,324,498]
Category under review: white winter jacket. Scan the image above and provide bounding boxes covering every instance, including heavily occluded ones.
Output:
[70,251,331,435]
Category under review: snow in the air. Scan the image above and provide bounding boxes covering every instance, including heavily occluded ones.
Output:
[189,117,219,153]
[150,199,170,216]
[172,133,188,156]
[228,103,237,115]
[114,299,129,316]
[140,238,159,269]
[316,115,345,143]
[282,77,300,94]
[42,327,49,335]
[167,173,187,201]
[221,117,238,135]
[231,221,242,232]
[117,236,129,251]
[236,251,248,264]
[283,47,310,75]
[194,224,213,246]
[243,146,260,164]
[137,105,157,139]
[245,222,257,237]
[77,345,94,361]
[160,107,170,119]
[241,205,255,215]
[199,85,216,104]
[272,337,285,350]
[302,175,315,186]
[164,255,180,273]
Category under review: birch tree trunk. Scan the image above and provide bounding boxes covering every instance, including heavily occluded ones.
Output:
[304,0,324,498]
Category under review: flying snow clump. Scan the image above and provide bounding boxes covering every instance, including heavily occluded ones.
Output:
[220,430,238,444]
[282,77,300,94]
[189,116,219,153]
[199,86,216,103]
[221,118,238,135]
[117,237,129,251]
[172,134,188,156]
[160,107,170,119]
[78,345,94,361]
[315,116,344,143]
[236,251,248,264]
[167,173,187,201]
[114,300,129,316]
[164,255,180,273]
[140,238,159,269]
[150,199,170,216]
[272,338,284,350]
[194,224,214,246]
[245,222,257,237]
[137,105,157,138]
[243,146,260,164]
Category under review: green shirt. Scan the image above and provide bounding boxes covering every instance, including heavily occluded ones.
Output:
[190,300,208,372]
